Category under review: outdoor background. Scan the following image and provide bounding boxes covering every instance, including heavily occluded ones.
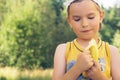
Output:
[0,0,120,80]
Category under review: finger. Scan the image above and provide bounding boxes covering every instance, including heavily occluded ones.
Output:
[89,60,94,68]
[81,50,91,58]
[90,65,95,72]
[83,50,90,54]
[86,66,93,74]
[89,57,93,62]
[93,60,100,68]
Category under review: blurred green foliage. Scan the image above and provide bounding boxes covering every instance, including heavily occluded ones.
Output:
[0,0,75,69]
[0,0,120,69]
[100,6,120,43]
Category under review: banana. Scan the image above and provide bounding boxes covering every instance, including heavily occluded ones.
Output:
[83,39,99,77]
[86,39,99,61]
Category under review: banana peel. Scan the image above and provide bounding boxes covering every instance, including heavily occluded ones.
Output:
[86,39,99,61]
[83,39,99,77]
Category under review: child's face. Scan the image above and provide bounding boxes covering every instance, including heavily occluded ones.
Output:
[67,0,104,40]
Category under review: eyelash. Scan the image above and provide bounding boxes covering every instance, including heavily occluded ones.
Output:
[88,17,94,19]
[74,16,95,22]
[74,19,80,21]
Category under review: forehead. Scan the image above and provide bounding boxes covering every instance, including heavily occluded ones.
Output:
[69,0,99,15]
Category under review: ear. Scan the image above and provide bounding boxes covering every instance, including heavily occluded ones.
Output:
[67,16,72,28]
[100,11,104,23]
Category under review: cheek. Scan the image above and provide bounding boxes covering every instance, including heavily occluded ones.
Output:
[90,19,100,29]
[71,22,80,30]
[93,24,100,33]
[71,23,81,35]
[72,26,79,34]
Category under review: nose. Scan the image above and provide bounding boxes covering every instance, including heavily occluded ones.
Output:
[82,18,88,28]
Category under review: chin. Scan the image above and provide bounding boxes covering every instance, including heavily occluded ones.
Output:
[79,36,93,40]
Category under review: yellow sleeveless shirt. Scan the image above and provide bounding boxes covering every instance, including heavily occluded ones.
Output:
[65,39,111,80]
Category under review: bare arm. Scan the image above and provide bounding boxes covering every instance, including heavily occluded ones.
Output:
[110,45,120,80]
[52,44,93,80]
[52,44,82,80]
[52,44,66,80]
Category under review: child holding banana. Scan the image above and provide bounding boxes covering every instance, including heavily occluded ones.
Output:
[52,0,120,80]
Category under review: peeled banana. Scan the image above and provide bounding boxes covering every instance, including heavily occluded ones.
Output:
[83,39,99,77]
[86,39,99,61]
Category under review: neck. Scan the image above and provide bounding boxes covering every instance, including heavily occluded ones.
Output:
[76,37,99,48]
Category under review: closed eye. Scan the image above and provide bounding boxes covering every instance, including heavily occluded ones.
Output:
[74,18,80,21]
[73,16,81,22]
[88,16,94,19]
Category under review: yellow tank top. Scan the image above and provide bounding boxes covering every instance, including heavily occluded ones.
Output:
[65,39,111,80]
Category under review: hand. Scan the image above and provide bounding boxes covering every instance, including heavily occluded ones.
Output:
[76,50,94,72]
[86,60,107,80]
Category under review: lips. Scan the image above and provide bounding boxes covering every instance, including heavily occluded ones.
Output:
[82,29,92,33]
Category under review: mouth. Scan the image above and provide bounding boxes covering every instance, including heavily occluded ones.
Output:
[82,29,92,33]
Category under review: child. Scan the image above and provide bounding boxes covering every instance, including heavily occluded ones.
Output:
[52,0,120,80]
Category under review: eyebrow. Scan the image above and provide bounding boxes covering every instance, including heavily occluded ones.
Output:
[72,15,80,18]
[87,13,96,16]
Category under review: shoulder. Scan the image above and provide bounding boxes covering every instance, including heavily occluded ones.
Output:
[57,43,66,49]
[54,40,73,58]
[55,43,67,52]
[54,43,67,58]
[55,41,73,53]
[109,45,120,65]
[109,45,118,51]
[109,45,120,59]
[109,45,119,56]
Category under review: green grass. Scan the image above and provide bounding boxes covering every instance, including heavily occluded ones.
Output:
[0,67,53,80]
[17,76,51,80]
[0,76,52,80]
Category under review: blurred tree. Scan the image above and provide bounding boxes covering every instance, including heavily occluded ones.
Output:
[1,0,119,69]
[100,6,120,43]
[0,0,75,69]
[39,0,75,68]
[0,0,7,25]
[0,0,44,69]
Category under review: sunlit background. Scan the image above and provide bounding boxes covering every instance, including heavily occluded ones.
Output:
[101,0,120,8]
[0,0,120,80]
